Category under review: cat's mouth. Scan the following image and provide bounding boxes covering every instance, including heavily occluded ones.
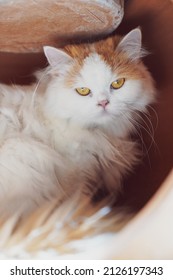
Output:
[98,107,110,117]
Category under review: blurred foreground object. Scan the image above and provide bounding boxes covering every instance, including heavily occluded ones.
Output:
[0,0,124,53]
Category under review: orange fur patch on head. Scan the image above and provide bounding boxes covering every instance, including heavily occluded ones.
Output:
[63,36,120,65]
[63,43,95,87]
[93,36,148,81]
[64,34,147,87]
[64,62,82,88]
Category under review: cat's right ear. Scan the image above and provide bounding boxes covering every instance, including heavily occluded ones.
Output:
[43,46,73,68]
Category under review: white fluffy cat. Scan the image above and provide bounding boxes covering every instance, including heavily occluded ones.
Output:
[0,28,155,216]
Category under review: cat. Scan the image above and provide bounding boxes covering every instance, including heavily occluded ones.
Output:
[0,28,156,217]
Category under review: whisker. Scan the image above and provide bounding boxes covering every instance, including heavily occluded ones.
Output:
[127,114,152,168]
[147,105,159,131]
[30,68,52,111]
[127,116,154,166]
[118,112,148,156]
[125,105,158,150]
[117,108,157,167]
[130,114,155,148]
[131,111,155,142]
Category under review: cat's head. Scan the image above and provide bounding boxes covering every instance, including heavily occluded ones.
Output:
[43,28,156,137]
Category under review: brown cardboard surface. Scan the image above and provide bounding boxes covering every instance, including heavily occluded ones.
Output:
[0,0,172,211]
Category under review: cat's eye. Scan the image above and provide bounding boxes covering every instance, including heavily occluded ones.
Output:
[111,78,125,90]
[75,87,91,96]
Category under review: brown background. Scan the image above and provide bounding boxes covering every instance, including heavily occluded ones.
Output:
[0,0,173,211]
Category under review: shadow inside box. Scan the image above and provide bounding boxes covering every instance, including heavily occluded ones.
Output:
[0,52,46,85]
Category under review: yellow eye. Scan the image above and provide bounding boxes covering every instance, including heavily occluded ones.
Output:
[75,87,91,96]
[111,78,125,90]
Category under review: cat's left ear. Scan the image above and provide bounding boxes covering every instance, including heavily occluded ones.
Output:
[43,46,73,68]
[117,28,143,60]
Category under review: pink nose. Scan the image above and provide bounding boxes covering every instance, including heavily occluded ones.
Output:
[98,99,109,109]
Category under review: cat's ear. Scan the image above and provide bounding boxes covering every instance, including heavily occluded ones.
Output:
[117,28,143,60]
[43,46,73,68]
